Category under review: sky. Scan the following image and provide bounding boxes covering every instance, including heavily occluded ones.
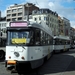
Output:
[0,0,75,28]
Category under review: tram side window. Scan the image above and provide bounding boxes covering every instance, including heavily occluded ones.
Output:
[43,32,46,45]
[40,31,43,45]
[40,31,45,45]
[35,29,40,45]
[29,31,34,45]
[65,41,67,45]
[40,31,46,45]
[48,35,50,45]
[40,31,53,45]
[45,33,48,45]
[59,40,62,45]
[68,40,70,44]
[55,39,58,45]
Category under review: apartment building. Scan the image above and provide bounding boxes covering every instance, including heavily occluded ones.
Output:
[0,17,7,37]
[6,3,39,22]
[63,17,70,37]
[70,27,75,45]
[58,16,65,36]
[58,16,71,38]
[29,9,59,36]
[0,17,6,29]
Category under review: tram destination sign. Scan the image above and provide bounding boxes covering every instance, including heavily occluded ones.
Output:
[10,22,28,27]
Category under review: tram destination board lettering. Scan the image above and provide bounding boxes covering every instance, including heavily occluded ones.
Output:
[10,22,28,27]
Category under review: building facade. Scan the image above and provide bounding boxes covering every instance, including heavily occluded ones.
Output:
[0,17,7,37]
[29,9,59,36]
[6,3,39,22]
[63,17,70,37]
[58,16,65,36]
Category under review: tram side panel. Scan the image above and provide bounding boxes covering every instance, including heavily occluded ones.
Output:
[53,36,70,53]
[28,45,53,69]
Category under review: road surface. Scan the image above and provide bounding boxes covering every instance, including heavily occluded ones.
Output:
[0,49,75,75]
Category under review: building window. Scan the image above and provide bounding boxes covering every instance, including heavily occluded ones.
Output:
[39,17,41,20]
[44,17,47,20]
[12,9,16,12]
[7,19,11,21]
[18,8,22,12]
[2,23,4,27]
[12,18,16,21]
[34,18,37,21]
[18,17,22,20]
[45,11,48,13]
[24,16,27,20]
[7,14,11,17]
[4,23,6,27]
[12,14,16,17]
[18,13,22,16]
[29,15,32,19]
[7,10,11,13]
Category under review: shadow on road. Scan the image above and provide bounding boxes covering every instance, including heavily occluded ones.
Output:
[37,49,75,75]
[0,59,5,62]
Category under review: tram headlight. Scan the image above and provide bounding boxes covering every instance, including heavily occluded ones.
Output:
[21,56,25,60]
[9,56,11,59]
[14,52,20,57]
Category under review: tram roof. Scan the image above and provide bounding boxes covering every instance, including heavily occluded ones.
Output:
[8,21,53,37]
[53,35,70,40]
[28,21,53,37]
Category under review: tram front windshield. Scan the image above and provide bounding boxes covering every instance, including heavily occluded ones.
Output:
[7,30,34,46]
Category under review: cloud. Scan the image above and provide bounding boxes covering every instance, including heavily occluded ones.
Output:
[70,21,75,28]
[48,0,75,28]
[1,10,6,17]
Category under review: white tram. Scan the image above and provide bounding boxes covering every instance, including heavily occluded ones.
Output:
[5,21,53,71]
[53,36,70,53]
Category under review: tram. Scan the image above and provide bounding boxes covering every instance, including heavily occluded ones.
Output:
[53,36,70,53]
[5,21,53,71]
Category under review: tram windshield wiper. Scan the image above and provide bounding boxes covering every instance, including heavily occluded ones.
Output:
[22,44,26,50]
[12,41,26,50]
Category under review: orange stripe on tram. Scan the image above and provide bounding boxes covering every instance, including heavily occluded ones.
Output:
[7,60,16,65]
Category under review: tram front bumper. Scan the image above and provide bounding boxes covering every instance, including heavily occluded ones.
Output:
[7,60,16,65]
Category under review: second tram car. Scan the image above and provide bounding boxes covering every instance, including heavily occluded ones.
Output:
[53,36,70,53]
[5,21,53,71]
